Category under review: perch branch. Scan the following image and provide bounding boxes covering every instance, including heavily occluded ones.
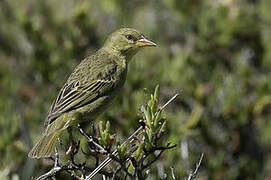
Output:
[87,93,179,179]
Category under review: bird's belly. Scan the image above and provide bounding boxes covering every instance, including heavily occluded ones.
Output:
[66,95,114,126]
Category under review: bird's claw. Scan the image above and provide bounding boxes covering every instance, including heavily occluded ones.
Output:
[65,140,80,156]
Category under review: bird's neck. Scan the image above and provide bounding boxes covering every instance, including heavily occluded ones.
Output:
[101,47,128,68]
[102,47,134,67]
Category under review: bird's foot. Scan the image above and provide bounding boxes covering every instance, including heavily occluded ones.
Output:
[66,127,80,156]
[65,140,80,156]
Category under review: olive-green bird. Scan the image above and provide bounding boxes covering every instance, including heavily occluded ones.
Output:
[28,28,156,158]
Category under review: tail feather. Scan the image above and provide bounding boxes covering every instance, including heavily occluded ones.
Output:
[28,130,62,159]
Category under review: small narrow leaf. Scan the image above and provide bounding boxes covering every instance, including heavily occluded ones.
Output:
[154,85,160,101]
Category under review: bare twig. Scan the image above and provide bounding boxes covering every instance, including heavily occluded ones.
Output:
[36,148,61,180]
[78,124,108,154]
[159,93,179,112]
[142,144,176,169]
[170,167,176,180]
[112,165,122,180]
[36,166,62,180]
[187,153,204,180]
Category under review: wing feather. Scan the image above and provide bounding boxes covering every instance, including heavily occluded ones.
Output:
[44,63,118,127]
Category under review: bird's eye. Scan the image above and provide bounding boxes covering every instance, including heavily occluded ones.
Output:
[125,34,137,41]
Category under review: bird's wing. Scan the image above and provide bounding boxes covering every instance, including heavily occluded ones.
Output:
[44,63,118,127]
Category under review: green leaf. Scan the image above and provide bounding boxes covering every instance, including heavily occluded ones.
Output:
[154,85,160,101]
[133,142,144,160]
[154,110,161,128]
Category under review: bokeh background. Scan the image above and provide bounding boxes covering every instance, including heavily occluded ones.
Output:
[1,0,271,179]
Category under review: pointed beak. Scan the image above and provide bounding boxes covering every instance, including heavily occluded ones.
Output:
[135,38,157,47]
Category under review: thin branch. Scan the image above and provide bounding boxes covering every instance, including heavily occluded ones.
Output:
[153,144,177,151]
[112,165,122,180]
[143,150,164,170]
[78,124,108,154]
[141,144,176,170]
[170,167,176,180]
[187,153,204,180]
[159,93,179,112]
[36,149,61,180]
[36,166,62,180]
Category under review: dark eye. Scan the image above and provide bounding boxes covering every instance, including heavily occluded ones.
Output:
[125,34,137,41]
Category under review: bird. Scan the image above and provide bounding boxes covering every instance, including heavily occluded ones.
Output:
[28,28,156,158]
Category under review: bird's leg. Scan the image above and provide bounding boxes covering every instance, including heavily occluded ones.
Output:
[66,127,78,156]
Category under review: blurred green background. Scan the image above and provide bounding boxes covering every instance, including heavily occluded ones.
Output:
[0,0,271,179]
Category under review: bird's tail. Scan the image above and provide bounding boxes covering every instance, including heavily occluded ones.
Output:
[28,129,62,159]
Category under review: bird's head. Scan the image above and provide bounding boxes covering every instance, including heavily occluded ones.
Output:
[103,28,156,61]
